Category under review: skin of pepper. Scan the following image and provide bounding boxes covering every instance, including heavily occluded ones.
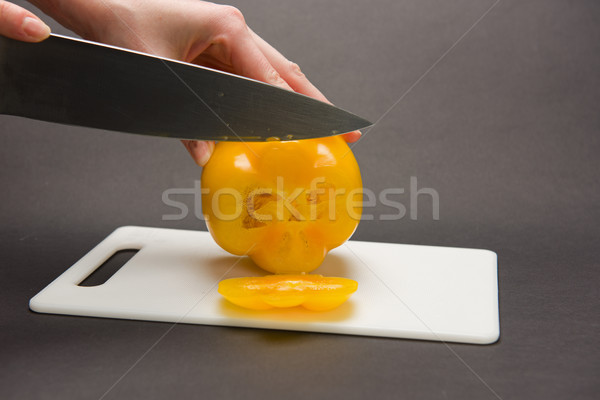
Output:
[201,136,362,274]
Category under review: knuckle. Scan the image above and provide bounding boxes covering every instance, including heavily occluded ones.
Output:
[208,5,248,45]
[219,5,246,26]
[213,5,248,39]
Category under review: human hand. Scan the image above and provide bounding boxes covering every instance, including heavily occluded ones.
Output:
[0,0,50,42]
[29,0,361,165]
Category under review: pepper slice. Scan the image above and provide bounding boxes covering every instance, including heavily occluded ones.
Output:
[218,275,358,311]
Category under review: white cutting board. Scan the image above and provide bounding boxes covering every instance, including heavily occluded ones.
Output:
[30,226,499,344]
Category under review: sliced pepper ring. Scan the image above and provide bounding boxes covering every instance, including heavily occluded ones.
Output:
[218,274,358,311]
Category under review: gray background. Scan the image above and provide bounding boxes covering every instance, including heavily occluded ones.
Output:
[1,0,599,399]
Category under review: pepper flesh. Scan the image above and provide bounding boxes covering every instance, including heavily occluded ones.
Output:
[218,275,358,311]
[201,136,362,274]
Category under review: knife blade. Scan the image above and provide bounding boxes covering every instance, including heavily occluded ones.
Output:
[0,34,372,141]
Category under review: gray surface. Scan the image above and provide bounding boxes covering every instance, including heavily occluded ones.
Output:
[1,0,599,399]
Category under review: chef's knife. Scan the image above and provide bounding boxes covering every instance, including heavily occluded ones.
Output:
[0,34,371,141]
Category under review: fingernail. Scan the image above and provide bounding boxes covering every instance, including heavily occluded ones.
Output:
[22,17,51,40]
[196,141,215,166]
[269,70,291,90]
[290,62,304,77]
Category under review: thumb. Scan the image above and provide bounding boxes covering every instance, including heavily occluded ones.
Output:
[182,140,215,166]
[0,1,50,42]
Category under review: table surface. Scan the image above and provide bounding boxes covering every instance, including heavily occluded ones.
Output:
[2,0,598,399]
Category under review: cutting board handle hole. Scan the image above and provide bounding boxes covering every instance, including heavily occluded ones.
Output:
[78,249,139,287]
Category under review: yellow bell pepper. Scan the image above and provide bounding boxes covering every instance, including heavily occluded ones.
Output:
[201,136,362,274]
[218,275,358,311]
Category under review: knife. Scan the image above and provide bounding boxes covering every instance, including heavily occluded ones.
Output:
[0,34,371,142]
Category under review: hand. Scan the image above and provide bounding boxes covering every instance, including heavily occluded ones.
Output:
[0,0,50,42]
[29,0,362,165]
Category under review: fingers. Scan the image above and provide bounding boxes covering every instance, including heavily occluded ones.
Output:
[341,130,362,143]
[181,140,215,167]
[212,6,292,91]
[247,28,328,102]
[183,3,360,168]
[231,32,293,90]
[0,1,50,42]
[247,28,361,143]
[229,33,292,91]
